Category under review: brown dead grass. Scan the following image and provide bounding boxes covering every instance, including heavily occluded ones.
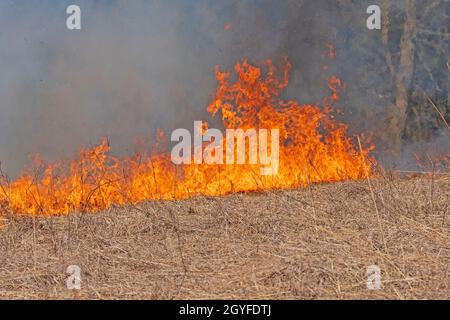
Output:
[0,174,448,299]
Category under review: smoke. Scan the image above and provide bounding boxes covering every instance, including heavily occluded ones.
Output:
[0,0,448,176]
[395,130,449,171]
[0,0,290,176]
[279,0,449,167]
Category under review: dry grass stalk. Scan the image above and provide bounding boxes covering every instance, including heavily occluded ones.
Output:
[426,95,450,131]
[357,135,387,252]
[0,172,448,300]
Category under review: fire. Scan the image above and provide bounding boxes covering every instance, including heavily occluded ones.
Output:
[0,58,375,216]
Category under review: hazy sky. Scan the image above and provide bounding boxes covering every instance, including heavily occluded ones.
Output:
[0,0,301,175]
[2,0,440,175]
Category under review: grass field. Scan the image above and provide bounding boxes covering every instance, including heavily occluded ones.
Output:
[0,174,448,299]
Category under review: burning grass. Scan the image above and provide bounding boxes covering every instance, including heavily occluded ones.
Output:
[0,56,447,299]
[0,58,374,216]
[0,174,448,299]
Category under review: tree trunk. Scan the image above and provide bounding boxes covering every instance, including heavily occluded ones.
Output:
[386,0,416,156]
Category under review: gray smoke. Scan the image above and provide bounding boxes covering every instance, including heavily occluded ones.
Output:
[0,0,296,176]
[0,0,448,177]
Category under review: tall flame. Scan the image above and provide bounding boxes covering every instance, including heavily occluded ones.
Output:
[0,58,374,216]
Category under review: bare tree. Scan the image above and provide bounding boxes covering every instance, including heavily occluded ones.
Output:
[385,0,416,156]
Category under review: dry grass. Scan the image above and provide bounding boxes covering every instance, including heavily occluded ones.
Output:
[0,174,448,299]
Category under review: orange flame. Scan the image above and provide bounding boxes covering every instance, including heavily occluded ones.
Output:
[0,58,375,216]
